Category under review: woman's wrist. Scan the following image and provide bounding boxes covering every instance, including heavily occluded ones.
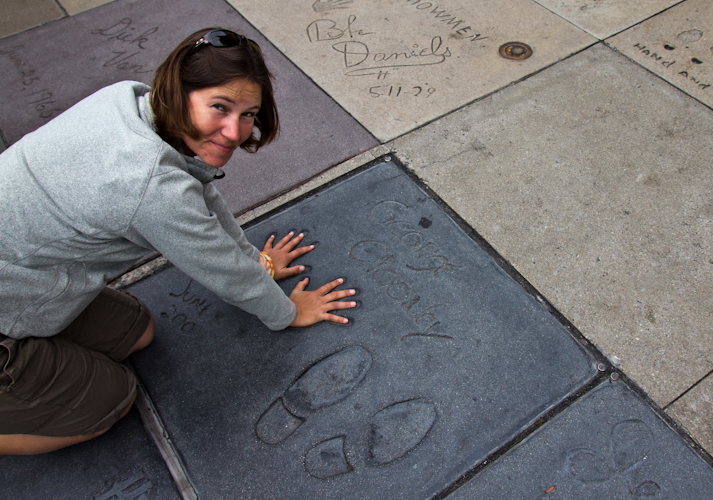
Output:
[259,251,275,279]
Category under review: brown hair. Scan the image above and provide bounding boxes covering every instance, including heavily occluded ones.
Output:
[151,28,279,153]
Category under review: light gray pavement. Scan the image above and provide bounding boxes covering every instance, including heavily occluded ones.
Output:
[390,41,713,436]
[1,0,712,494]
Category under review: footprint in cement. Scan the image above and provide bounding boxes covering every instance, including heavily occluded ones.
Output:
[304,398,438,479]
[565,419,660,497]
[255,345,437,479]
[305,436,353,479]
[256,346,372,445]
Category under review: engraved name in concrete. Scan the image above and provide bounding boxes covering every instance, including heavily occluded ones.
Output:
[228,0,595,140]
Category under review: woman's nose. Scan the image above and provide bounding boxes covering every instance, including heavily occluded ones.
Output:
[221,119,240,142]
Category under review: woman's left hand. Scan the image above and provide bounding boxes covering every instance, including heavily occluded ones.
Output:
[261,232,314,280]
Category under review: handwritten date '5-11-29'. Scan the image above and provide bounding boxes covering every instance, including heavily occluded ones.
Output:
[369,85,436,98]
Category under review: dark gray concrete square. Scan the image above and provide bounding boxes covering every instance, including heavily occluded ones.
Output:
[449,379,713,500]
[0,409,179,499]
[128,160,598,499]
[0,0,377,214]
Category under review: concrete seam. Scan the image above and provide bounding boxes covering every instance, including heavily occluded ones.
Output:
[130,366,201,500]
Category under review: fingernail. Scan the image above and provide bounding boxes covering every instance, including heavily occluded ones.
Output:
[342,318,349,323]
[338,278,344,283]
[350,302,357,307]
[349,289,356,295]
[299,266,305,272]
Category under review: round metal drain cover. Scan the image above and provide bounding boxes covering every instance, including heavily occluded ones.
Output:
[499,42,532,60]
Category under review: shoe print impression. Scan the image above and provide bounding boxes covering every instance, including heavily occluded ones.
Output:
[305,436,353,479]
[368,398,437,465]
[256,346,372,445]
[565,419,660,497]
[256,345,438,480]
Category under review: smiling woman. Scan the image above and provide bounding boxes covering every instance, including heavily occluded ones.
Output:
[150,29,278,154]
[0,28,356,455]
[183,79,263,167]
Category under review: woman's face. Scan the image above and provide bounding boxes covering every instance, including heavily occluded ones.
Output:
[182,78,262,168]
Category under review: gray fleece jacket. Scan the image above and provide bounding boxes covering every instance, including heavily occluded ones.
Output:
[0,81,296,338]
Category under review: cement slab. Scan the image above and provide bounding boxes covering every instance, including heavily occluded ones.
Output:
[448,379,713,500]
[608,0,713,108]
[0,0,377,214]
[391,43,713,408]
[534,0,679,39]
[60,0,115,16]
[0,0,64,39]
[228,0,595,142]
[128,160,597,499]
[668,373,713,454]
[0,409,179,499]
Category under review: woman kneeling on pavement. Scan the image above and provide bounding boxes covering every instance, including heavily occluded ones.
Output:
[0,28,356,455]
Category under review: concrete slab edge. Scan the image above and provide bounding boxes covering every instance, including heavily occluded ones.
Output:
[665,369,713,410]
[109,144,391,291]
[114,147,713,495]
[130,366,201,500]
[235,144,392,225]
[603,40,713,113]
[394,147,713,478]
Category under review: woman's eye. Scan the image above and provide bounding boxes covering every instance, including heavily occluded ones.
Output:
[212,104,227,112]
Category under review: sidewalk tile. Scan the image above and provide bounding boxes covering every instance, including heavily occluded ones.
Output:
[449,380,713,499]
[0,0,64,39]
[128,160,597,500]
[535,0,679,39]
[608,0,713,108]
[391,43,713,408]
[0,410,180,500]
[668,374,713,454]
[0,0,376,214]
[60,0,115,16]
[228,0,595,141]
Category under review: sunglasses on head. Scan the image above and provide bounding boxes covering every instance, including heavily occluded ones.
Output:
[191,29,255,52]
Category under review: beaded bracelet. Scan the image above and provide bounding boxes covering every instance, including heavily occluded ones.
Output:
[260,251,275,279]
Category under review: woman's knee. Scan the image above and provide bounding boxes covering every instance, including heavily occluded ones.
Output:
[125,315,154,358]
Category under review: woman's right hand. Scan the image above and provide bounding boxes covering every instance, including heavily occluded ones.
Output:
[289,277,357,327]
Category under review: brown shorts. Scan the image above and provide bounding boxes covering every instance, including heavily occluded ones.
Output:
[0,287,151,437]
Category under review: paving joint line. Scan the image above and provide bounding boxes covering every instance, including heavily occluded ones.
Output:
[620,371,713,470]
[127,360,201,500]
[109,145,391,290]
[53,0,69,17]
[391,151,713,473]
[664,368,713,411]
[110,149,713,491]
[391,152,610,369]
[604,41,713,114]
[431,372,611,499]
[381,39,600,145]
[216,0,380,142]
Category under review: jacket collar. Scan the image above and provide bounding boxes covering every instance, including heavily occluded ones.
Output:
[183,156,226,184]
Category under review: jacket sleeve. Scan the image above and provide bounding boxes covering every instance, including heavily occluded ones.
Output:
[201,181,261,258]
[126,166,296,331]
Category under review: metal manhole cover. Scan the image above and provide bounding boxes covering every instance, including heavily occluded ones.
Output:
[499,42,533,60]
